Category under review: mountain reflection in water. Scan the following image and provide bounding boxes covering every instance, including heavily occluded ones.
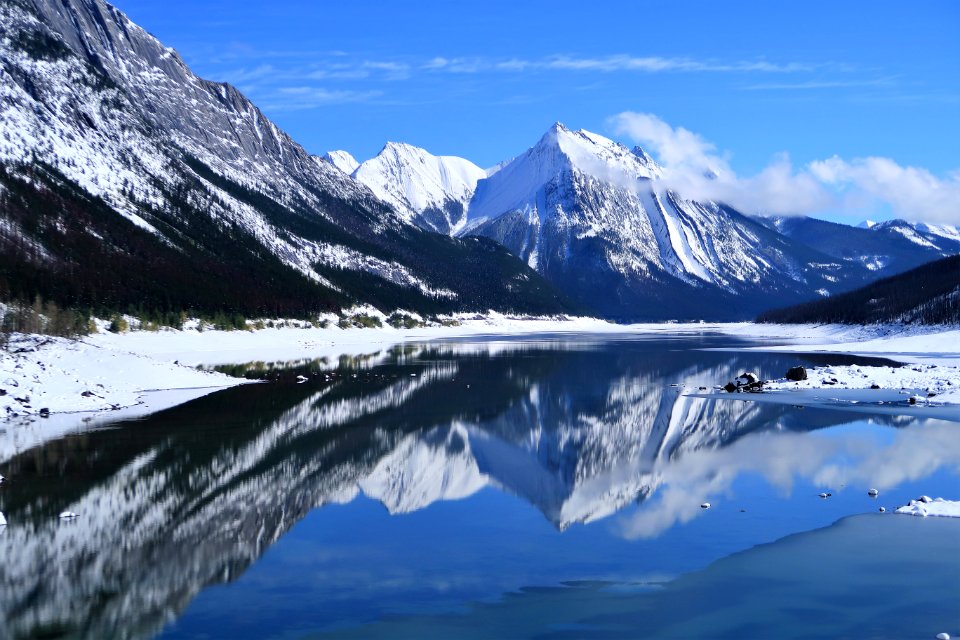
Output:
[0,336,954,640]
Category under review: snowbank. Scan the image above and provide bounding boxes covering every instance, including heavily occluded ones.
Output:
[764,363,960,406]
[895,497,960,518]
[1,335,244,420]
[743,326,960,366]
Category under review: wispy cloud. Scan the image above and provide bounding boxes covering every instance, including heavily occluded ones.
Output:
[422,54,820,74]
[611,111,960,224]
[264,87,382,111]
[742,77,898,91]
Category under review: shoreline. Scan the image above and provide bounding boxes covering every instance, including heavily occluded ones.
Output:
[2,318,959,424]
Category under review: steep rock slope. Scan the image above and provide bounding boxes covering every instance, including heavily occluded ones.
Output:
[0,0,571,316]
[463,124,865,320]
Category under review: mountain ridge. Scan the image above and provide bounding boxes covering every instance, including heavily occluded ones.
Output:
[0,0,574,318]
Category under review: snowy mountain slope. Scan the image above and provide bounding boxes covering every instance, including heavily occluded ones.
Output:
[0,0,571,317]
[461,123,864,320]
[914,222,960,243]
[765,216,960,276]
[350,142,487,234]
[320,150,360,175]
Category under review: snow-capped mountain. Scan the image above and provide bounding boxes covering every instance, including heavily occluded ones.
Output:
[319,150,360,175]
[348,122,956,320]
[463,123,864,320]
[0,0,571,317]
[331,142,487,234]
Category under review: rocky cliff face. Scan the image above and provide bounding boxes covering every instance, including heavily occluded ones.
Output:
[0,0,571,316]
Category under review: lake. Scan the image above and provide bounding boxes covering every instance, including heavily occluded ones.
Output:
[0,333,957,639]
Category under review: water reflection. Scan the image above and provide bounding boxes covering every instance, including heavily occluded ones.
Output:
[0,336,953,639]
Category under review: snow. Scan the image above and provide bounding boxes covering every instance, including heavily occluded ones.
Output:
[916,222,960,243]
[895,497,960,518]
[3,319,959,455]
[351,142,486,232]
[763,362,960,408]
[0,334,245,421]
[466,122,661,228]
[319,150,359,175]
[750,327,960,366]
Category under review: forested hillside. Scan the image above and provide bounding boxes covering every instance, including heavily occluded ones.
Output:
[757,255,960,325]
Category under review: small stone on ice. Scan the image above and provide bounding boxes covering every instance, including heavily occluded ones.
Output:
[700,502,711,509]
[868,488,879,497]
[59,511,78,519]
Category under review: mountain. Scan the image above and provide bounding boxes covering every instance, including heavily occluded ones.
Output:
[320,150,360,175]
[0,0,572,318]
[461,123,870,320]
[758,254,960,325]
[764,216,960,274]
[344,142,487,234]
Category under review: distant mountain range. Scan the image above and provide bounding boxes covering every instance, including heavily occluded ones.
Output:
[327,125,960,320]
[1,0,957,322]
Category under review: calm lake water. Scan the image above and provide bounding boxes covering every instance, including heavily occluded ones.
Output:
[0,334,958,640]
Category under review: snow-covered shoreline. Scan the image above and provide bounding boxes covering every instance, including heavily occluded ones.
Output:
[2,317,959,424]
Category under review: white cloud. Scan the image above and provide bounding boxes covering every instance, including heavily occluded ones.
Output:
[265,87,382,110]
[610,111,960,224]
[618,420,960,540]
[809,156,960,224]
[421,55,817,75]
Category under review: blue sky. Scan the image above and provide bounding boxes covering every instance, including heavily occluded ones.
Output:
[112,0,960,222]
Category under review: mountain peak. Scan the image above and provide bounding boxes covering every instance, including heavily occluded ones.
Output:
[320,150,360,175]
[352,142,485,233]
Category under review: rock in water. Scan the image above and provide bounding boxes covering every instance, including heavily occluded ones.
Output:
[785,366,807,381]
[868,488,879,497]
[935,633,950,640]
[724,382,738,393]
[878,507,886,512]
[700,503,711,509]
[737,372,759,385]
